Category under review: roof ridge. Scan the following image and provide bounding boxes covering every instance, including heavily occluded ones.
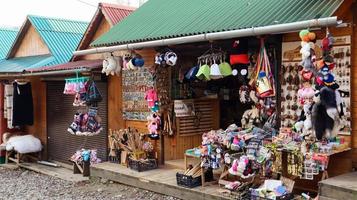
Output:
[27,14,89,24]
[0,27,18,31]
[35,29,87,35]
[99,2,136,11]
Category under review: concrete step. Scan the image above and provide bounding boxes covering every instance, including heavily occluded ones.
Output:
[91,162,231,200]
[319,172,357,200]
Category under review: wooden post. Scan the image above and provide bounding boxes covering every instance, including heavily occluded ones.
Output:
[160,132,164,164]
[83,160,90,177]
[73,162,81,174]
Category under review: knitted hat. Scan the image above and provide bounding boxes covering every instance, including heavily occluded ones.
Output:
[230,39,249,65]
[210,62,223,79]
[196,64,211,81]
[185,66,199,81]
[219,62,232,76]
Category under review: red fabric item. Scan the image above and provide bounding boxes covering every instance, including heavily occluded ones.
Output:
[230,54,249,65]
[301,70,314,81]
[145,89,158,108]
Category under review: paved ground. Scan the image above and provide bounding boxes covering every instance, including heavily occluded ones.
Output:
[0,166,179,200]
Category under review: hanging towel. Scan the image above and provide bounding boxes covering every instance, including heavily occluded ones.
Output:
[4,85,7,119]
[4,84,14,129]
[12,82,34,126]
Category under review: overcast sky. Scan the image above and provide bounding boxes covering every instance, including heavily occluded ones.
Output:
[0,0,141,28]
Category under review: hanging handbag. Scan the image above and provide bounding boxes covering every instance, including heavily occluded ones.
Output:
[256,72,273,96]
[85,80,103,105]
[251,39,275,98]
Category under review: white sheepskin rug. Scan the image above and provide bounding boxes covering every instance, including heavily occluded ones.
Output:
[4,135,42,154]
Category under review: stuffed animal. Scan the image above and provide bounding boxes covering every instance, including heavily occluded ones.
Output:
[102,55,122,76]
[241,106,260,129]
[147,113,161,139]
[297,85,315,105]
[299,30,317,71]
[312,87,340,140]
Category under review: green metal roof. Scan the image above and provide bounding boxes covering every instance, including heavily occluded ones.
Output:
[0,55,54,72]
[0,28,18,59]
[28,15,88,65]
[92,0,343,47]
[0,16,88,73]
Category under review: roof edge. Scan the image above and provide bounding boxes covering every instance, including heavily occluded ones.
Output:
[99,3,136,11]
[27,14,89,25]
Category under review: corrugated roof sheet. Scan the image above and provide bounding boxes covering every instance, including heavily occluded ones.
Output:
[0,28,18,59]
[0,16,89,73]
[28,15,88,65]
[101,3,135,26]
[92,0,343,47]
[28,59,102,72]
[0,55,54,72]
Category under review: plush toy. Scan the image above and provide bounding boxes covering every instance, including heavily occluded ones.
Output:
[312,87,340,140]
[241,106,261,129]
[299,29,317,71]
[297,84,315,105]
[102,55,122,76]
[147,113,161,139]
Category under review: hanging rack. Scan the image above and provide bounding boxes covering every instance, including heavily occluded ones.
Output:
[197,43,226,64]
[65,71,90,83]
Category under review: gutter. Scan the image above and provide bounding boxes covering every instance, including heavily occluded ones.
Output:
[73,17,339,56]
[0,68,91,78]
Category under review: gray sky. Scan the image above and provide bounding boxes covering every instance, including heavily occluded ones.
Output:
[0,0,140,28]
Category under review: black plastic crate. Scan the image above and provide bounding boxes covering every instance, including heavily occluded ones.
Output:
[176,169,213,188]
[128,158,158,172]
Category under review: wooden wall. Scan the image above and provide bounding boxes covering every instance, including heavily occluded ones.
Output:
[13,25,50,58]
[107,48,214,161]
[77,17,111,61]
[282,0,356,176]
[351,2,357,168]
[24,77,47,159]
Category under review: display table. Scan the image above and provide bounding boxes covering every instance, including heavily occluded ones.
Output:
[184,149,217,187]
[279,147,351,181]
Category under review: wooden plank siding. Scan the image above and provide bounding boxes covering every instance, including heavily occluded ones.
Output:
[13,25,50,58]
[24,77,47,159]
[78,17,111,61]
[350,2,357,168]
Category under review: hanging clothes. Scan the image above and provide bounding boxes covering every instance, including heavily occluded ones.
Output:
[4,84,14,129]
[12,81,34,126]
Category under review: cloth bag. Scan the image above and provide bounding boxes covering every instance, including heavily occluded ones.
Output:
[85,80,102,105]
[249,39,275,98]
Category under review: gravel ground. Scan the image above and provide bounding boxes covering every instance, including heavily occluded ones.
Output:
[0,166,179,200]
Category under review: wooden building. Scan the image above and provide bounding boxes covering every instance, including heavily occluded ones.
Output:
[14,4,134,163]
[72,0,357,191]
[0,1,356,193]
[0,15,88,160]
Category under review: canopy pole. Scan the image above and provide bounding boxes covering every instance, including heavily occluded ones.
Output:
[73,17,339,56]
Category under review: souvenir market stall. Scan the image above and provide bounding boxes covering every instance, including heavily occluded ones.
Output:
[169,31,350,199]
[95,29,350,199]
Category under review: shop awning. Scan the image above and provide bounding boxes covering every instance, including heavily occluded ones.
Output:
[91,0,343,47]
[0,55,54,73]
[27,59,102,73]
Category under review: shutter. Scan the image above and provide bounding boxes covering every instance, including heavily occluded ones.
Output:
[176,99,219,136]
[47,81,108,163]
